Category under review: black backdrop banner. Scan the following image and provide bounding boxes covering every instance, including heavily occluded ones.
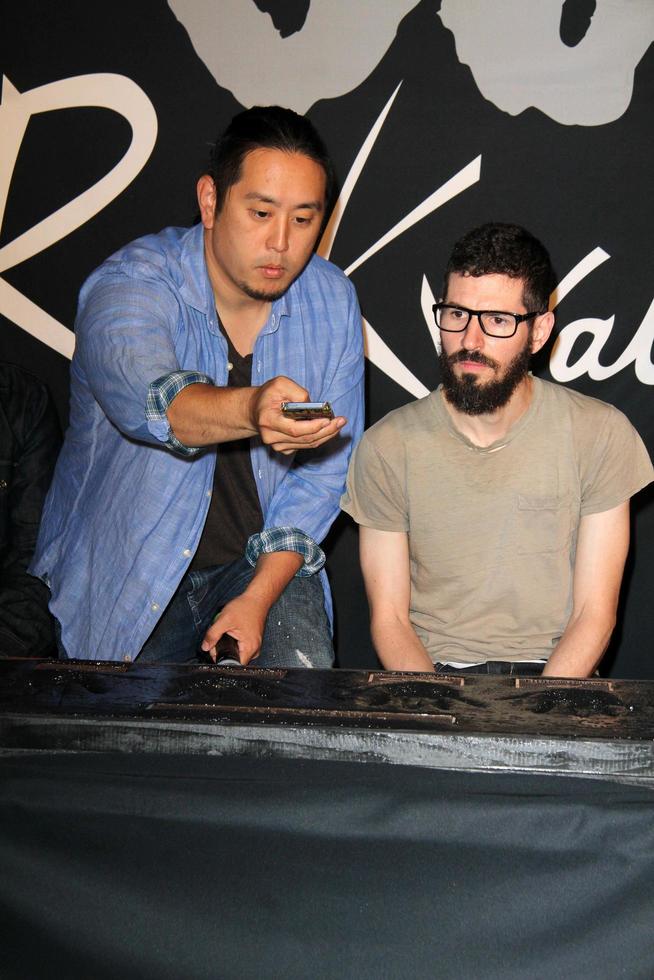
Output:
[1,1,653,675]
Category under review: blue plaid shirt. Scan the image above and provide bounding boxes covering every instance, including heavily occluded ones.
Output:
[31,223,364,660]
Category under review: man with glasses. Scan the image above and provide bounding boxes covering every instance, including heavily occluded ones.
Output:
[341,223,652,677]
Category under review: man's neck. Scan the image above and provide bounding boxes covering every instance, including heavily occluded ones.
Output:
[216,294,271,357]
[203,234,272,356]
[441,375,534,448]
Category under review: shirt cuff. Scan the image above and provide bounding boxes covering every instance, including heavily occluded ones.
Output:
[245,527,326,576]
[146,371,214,456]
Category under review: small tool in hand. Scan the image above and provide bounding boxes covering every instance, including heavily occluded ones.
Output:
[214,632,242,667]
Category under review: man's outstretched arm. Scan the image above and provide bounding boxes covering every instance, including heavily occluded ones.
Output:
[360,526,435,672]
[542,501,630,678]
[167,377,346,455]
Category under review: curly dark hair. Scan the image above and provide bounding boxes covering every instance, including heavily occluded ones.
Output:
[443,223,556,312]
[207,105,336,218]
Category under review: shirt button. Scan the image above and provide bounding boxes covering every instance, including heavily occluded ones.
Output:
[271,314,276,326]
[258,469,263,479]
[151,603,159,611]
[183,548,192,557]
[257,361,262,374]
[123,655,131,663]
[206,490,212,498]
[227,361,233,372]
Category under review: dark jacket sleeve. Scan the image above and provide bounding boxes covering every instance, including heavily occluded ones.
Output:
[0,365,61,657]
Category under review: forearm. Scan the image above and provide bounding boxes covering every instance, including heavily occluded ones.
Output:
[244,550,304,610]
[167,383,257,446]
[371,613,435,672]
[358,527,429,671]
[541,612,615,678]
[543,503,630,678]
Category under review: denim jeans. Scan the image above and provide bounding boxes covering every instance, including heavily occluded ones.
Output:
[138,556,333,668]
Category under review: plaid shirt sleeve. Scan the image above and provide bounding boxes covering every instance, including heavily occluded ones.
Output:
[245,527,326,576]
[146,371,213,456]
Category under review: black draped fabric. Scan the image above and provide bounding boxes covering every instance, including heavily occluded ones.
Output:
[0,364,60,657]
[1,754,653,979]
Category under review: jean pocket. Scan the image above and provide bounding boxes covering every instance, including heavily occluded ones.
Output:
[187,578,211,630]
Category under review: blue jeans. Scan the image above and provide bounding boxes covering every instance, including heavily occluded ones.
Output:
[138,557,333,668]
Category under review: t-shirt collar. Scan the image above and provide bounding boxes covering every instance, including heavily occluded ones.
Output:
[435,374,543,454]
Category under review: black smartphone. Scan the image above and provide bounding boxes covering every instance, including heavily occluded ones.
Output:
[281,401,334,421]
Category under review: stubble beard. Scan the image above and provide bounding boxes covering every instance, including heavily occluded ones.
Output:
[237,244,320,303]
[439,340,532,416]
[237,279,290,303]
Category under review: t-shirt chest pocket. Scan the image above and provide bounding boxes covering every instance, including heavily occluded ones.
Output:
[516,493,574,555]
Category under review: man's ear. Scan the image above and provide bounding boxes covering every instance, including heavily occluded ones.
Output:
[530,310,555,354]
[197,175,217,229]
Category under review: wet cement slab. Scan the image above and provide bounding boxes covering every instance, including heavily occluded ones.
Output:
[2,660,653,782]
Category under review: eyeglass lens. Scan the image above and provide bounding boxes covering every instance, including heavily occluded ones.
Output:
[437,306,518,337]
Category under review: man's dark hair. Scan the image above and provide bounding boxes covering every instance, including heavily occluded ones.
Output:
[443,223,556,312]
[208,105,336,216]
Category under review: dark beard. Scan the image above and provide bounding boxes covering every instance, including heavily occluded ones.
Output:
[439,340,532,415]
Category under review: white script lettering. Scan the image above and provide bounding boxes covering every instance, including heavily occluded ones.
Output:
[550,248,654,384]
[0,74,157,359]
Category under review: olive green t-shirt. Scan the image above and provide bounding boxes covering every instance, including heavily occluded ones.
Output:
[341,378,653,664]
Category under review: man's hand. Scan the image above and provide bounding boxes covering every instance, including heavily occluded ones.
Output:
[250,376,346,455]
[201,592,269,665]
[200,551,305,664]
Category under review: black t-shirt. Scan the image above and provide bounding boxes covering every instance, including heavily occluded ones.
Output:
[189,329,263,571]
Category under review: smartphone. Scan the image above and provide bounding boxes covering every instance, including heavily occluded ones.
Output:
[281,401,334,421]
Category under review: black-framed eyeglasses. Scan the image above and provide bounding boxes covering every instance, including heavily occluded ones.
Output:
[432,302,542,339]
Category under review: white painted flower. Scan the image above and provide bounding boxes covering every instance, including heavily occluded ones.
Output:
[168,0,420,113]
[439,0,654,126]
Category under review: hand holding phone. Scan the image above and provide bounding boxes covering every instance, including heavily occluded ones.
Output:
[249,377,344,454]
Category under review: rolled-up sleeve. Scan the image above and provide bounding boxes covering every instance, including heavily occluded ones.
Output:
[146,371,214,455]
[245,527,326,575]
[75,263,214,450]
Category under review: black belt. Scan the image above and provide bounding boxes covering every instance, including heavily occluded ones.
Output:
[435,660,545,676]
